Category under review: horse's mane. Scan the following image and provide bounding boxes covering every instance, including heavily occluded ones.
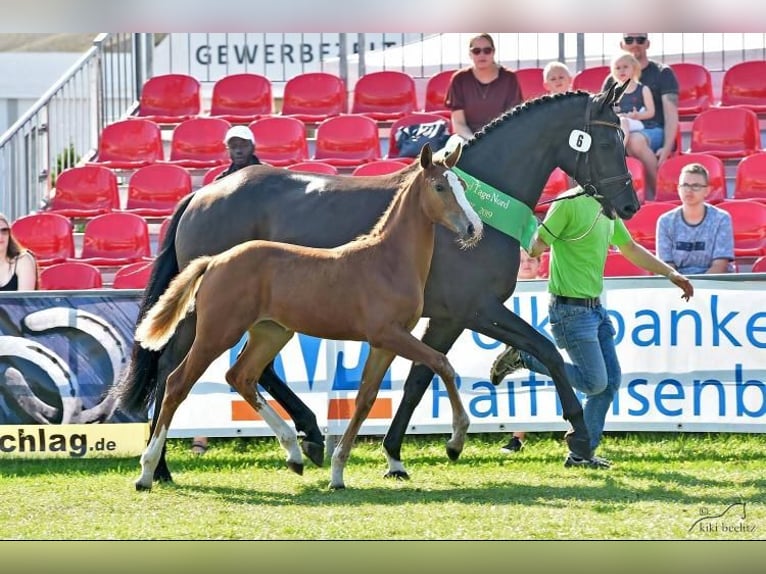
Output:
[463,90,591,150]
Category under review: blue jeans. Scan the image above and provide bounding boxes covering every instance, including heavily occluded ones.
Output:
[519,301,621,452]
[635,125,664,152]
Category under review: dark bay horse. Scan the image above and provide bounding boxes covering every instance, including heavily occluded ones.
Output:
[132,144,480,490]
[113,84,639,483]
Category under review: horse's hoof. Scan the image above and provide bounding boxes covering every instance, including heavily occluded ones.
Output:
[153,470,173,483]
[383,470,410,480]
[301,440,325,468]
[287,461,304,476]
[564,430,593,460]
[135,481,152,492]
[446,445,462,461]
[329,482,346,490]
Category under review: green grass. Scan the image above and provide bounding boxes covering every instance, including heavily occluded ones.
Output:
[1,432,764,540]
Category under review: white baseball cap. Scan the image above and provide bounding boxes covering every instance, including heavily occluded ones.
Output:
[224,125,254,143]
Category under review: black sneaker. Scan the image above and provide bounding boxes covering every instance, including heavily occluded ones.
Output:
[500,436,524,454]
[490,345,525,385]
[564,453,611,469]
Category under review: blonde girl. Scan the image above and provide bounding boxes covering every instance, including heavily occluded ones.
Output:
[610,51,655,144]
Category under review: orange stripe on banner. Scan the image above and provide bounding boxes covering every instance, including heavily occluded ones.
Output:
[327,397,392,420]
[231,400,291,421]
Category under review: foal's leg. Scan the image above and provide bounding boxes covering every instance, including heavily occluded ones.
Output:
[226,322,304,475]
[135,340,221,491]
[330,347,396,490]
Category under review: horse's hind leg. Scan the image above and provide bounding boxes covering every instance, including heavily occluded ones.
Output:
[226,322,304,475]
[330,347,396,490]
[136,339,220,491]
[383,318,464,479]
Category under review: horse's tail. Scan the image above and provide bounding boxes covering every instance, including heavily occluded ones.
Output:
[109,194,192,414]
[135,256,212,351]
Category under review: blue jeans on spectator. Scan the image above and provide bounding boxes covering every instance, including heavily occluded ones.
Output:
[637,125,665,152]
[519,300,621,452]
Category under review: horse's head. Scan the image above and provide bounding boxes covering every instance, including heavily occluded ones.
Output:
[571,83,641,220]
[419,143,483,247]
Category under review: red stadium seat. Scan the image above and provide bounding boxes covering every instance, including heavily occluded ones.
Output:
[423,70,456,118]
[11,212,74,266]
[535,168,570,214]
[125,163,192,217]
[313,115,381,167]
[670,62,715,117]
[572,66,610,94]
[209,73,272,123]
[626,157,647,204]
[39,261,103,290]
[88,119,163,169]
[286,161,339,176]
[281,72,347,124]
[76,212,152,266]
[202,165,229,186]
[166,117,231,169]
[655,153,727,204]
[158,217,171,248]
[688,106,762,159]
[720,61,766,114]
[516,67,546,101]
[351,71,418,122]
[624,202,675,252]
[716,200,766,258]
[751,256,766,273]
[352,160,409,176]
[603,251,651,277]
[134,73,200,124]
[248,117,309,167]
[49,165,119,218]
[733,152,766,203]
[112,261,154,289]
[538,250,550,278]
[386,112,450,160]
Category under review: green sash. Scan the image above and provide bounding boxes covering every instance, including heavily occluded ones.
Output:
[453,166,539,250]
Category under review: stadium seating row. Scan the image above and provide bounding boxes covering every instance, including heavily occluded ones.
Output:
[38,260,152,290]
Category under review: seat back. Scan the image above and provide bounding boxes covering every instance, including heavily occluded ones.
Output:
[126,163,192,214]
[112,261,154,289]
[572,66,610,93]
[424,70,456,116]
[39,262,103,290]
[202,165,229,186]
[281,72,347,122]
[351,71,418,121]
[717,199,766,257]
[655,153,727,203]
[168,117,231,167]
[689,107,761,159]
[352,160,409,176]
[158,217,171,248]
[516,67,546,101]
[137,73,201,122]
[624,202,676,252]
[313,115,381,166]
[387,112,450,159]
[80,212,152,265]
[626,157,647,204]
[92,119,163,167]
[751,255,766,273]
[670,62,714,117]
[535,168,570,214]
[720,61,766,112]
[286,161,339,175]
[248,117,308,166]
[734,152,766,203]
[11,212,74,265]
[604,251,652,277]
[50,165,120,217]
[210,73,272,120]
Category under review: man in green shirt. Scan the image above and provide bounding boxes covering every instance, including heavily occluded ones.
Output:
[491,188,694,468]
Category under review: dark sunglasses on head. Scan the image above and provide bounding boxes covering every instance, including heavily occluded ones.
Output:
[470,46,494,55]
[623,36,647,45]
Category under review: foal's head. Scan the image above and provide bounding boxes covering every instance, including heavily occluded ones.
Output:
[417,143,483,248]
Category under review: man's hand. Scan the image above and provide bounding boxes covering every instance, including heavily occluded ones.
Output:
[668,270,694,301]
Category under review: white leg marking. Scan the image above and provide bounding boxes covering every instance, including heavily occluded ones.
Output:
[255,392,302,468]
[136,426,168,490]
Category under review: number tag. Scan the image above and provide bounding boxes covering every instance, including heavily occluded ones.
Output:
[568,129,592,152]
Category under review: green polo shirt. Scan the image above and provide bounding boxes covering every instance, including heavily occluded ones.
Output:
[537,188,632,298]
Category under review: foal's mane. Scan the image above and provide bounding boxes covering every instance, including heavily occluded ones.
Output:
[463,90,590,150]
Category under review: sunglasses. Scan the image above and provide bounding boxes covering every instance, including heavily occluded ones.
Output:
[678,183,707,192]
[623,36,647,45]
[0,228,9,235]
[470,46,494,55]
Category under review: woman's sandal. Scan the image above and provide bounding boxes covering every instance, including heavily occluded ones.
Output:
[190,440,208,455]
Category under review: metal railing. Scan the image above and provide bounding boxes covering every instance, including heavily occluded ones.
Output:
[0,33,140,221]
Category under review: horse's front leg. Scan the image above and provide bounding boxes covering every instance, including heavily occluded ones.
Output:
[383,317,464,479]
[330,347,395,490]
